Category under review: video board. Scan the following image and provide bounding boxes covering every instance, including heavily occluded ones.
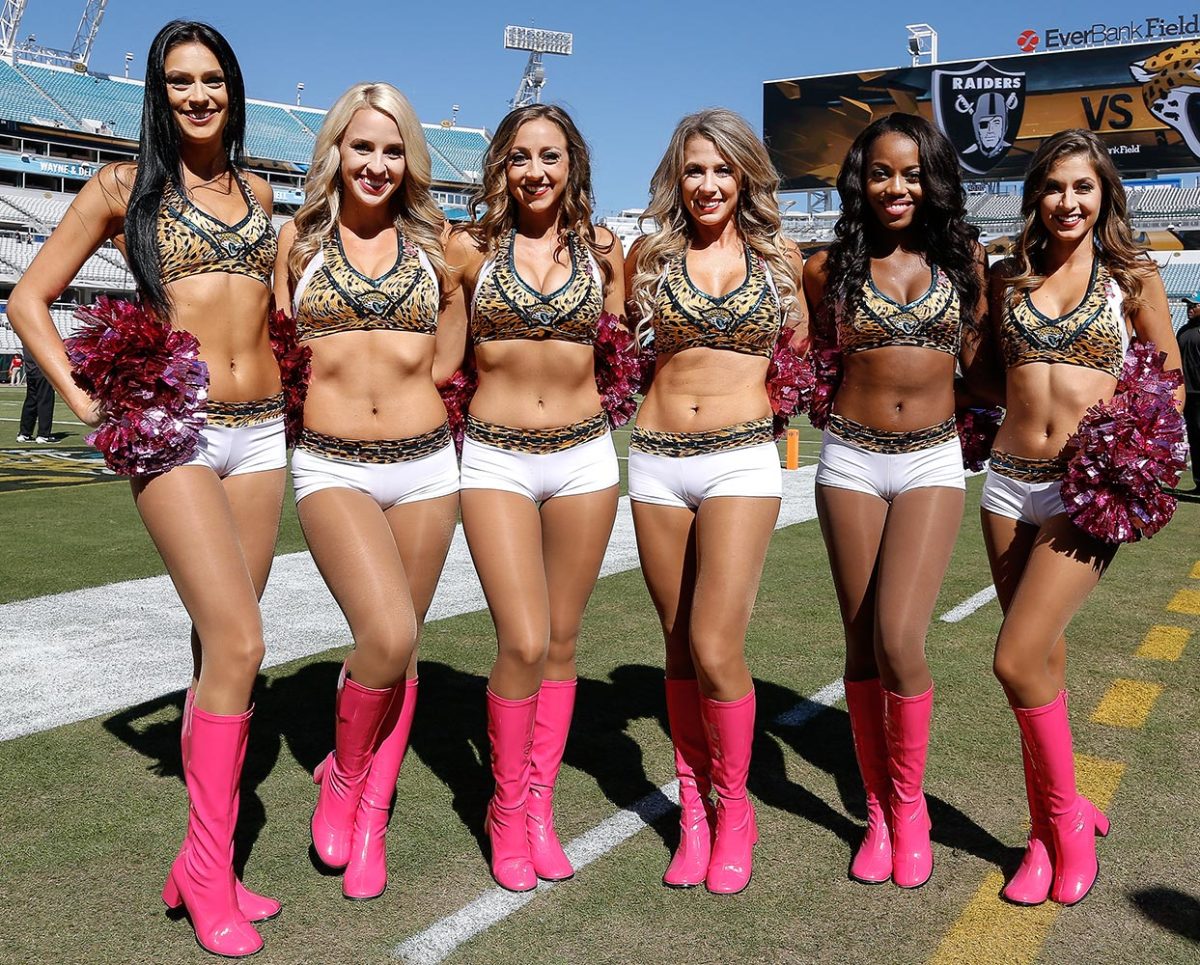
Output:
[764,40,1200,189]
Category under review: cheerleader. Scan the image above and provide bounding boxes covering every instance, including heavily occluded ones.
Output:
[440,105,625,891]
[803,114,986,889]
[273,83,459,899]
[9,21,282,957]
[982,130,1180,906]
[626,108,806,895]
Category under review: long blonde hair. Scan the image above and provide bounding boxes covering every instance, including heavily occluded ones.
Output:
[458,104,613,290]
[288,82,447,294]
[631,108,797,331]
[1007,129,1151,311]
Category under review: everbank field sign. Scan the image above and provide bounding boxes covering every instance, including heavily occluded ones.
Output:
[1019,14,1200,52]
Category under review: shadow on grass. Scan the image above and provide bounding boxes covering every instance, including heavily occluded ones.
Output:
[753,679,1016,872]
[1130,887,1200,944]
[103,658,1010,883]
[103,676,288,880]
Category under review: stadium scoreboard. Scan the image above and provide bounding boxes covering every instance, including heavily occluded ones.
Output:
[764,39,1200,189]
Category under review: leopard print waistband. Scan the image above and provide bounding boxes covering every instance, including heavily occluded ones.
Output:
[297,424,452,464]
[465,412,609,454]
[827,414,957,454]
[989,450,1067,483]
[206,393,285,428]
[630,417,775,458]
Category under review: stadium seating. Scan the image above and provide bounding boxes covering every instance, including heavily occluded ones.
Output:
[244,102,318,166]
[0,61,74,126]
[16,64,143,140]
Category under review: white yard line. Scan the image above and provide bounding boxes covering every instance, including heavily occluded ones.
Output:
[393,675,846,965]
[0,467,820,741]
[938,585,998,623]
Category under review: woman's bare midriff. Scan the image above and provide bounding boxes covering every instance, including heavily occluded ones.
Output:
[832,346,957,431]
[470,339,603,428]
[168,273,280,401]
[636,347,771,432]
[993,363,1117,459]
[302,329,445,439]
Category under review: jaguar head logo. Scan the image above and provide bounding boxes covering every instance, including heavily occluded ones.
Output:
[1131,42,1200,159]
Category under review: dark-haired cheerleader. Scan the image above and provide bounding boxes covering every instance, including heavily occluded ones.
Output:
[982,129,1181,906]
[804,113,986,890]
[9,20,282,957]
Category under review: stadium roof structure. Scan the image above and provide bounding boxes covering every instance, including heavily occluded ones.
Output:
[0,59,487,185]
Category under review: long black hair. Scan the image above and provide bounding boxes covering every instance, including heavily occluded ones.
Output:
[125,20,247,319]
[824,113,981,328]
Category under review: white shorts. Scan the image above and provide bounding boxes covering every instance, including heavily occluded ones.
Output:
[292,425,459,508]
[627,418,782,510]
[459,413,619,503]
[182,395,287,479]
[980,451,1066,528]
[815,414,964,501]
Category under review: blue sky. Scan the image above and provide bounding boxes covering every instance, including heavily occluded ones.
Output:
[15,0,1196,210]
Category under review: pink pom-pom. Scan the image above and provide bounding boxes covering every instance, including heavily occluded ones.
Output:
[593,312,642,428]
[1061,339,1187,543]
[268,309,311,449]
[766,329,815,438]
[64,297,208,475]
[957,406,1004,472]
[438,366,478,455]
[807,344,842,431]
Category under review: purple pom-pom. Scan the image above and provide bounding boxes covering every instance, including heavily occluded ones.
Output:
[957,407,1004,472]
[1061,339,1187,543]
[64,297,208,475]
[268,309,311,449]
[766,329,816,438]
[593,312,642,428]
[438,366,478,455]
[807,344,842,431]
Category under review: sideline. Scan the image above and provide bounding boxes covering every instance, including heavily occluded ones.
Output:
[0,467,819,741]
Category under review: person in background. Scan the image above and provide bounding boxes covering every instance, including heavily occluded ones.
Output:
[17,352,55,443]
[1177,293,1200,490]
[8,352,24,385]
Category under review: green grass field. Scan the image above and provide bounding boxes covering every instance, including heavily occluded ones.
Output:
[0,382,1197,965]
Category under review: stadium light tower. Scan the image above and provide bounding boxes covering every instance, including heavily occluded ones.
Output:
[504,25,573,109]
[1,0,108,69]
[906,23,938,66]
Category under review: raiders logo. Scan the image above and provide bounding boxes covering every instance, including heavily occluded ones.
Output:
[932,61,1027,175]
[1130,42,1200,160]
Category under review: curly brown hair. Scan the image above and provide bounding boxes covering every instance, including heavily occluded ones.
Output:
[459,104,613,290]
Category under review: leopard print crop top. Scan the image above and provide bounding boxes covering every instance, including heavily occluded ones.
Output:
[650,246,782,358]
[156,170,276,287]
[1000,259,1128,379]
[292,228,439,342]
[470,229,604,345]
[838,266,961,357]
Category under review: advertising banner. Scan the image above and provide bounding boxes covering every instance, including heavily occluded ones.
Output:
[764,39,1200,189]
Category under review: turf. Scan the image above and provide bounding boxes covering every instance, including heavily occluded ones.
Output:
[0,446,1197,964]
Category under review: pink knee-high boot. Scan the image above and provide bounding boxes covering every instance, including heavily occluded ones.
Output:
[1013,692,1110,906]
[343,677,419,900]
[485,689,538,892]
[311,667,397,870]
[1001,729,1055,905]
[844,678,892,884]
[663,678,716,888]
[527,678,577,881]
[700,689,758,895]
[161,705,263,958]
[884,685,934,889]
[167,689,281,923]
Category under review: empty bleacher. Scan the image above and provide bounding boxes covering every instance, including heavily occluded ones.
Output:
[16,64,143,140]
[0,60,74,127]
